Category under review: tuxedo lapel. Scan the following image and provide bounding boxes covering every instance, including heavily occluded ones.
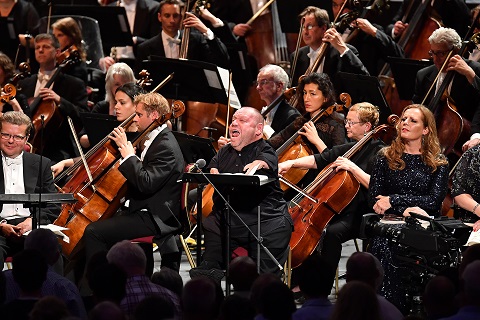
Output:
[23,153,39,194]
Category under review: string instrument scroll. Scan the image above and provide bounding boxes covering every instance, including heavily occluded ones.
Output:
[287,114,398,268]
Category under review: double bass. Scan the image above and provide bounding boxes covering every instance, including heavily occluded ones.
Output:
[287,115,397,268]
[423,32,480,157]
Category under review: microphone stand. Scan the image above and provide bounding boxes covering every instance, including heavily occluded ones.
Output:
[195,166,283,295]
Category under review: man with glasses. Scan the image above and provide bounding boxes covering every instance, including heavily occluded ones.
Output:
[0,111,59,267]
[290,6,368,87]
[218,64,300,148]
[412,27,480,152]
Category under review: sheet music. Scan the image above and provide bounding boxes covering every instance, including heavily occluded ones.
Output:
[24,224,70,243]
[216,67,241,109]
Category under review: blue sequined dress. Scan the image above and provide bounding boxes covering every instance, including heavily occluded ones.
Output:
[367,152,449,314]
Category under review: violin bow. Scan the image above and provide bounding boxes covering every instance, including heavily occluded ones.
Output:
[224,71,233,138]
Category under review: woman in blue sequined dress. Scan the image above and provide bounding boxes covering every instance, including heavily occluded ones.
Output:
[367,104,449,314]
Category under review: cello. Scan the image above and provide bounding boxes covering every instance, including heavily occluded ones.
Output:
[53,75,182,259]
[28,46,81,154]
[287,115,398,268]
[276,93,351,191]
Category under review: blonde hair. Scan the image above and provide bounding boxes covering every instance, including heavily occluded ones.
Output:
[134,92,170,116]
[0,111,33,136]
[349,102,379,128]
[381,104,447,172]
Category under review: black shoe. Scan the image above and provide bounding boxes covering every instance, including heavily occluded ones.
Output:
[189,261,224,283]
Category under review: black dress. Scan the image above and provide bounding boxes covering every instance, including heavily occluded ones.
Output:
[367,152,449,314]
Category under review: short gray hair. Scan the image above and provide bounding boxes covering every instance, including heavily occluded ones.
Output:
[428,27,462,50]
[258,64,289,88]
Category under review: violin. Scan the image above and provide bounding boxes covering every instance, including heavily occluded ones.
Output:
[1,62,31,103]
[277,93,351,191]
[28,45,81,154]
[287,114,398,268]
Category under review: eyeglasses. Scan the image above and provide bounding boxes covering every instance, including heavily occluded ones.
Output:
[344,120,364,126]
[0,132,27,142]
[255,79,275,87]
[302,24,318,31]
[428,50,451,58]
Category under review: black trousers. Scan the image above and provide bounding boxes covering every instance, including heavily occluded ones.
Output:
[0,217,29,266]
[202,213,292,275]
[83,210,179,271]
[318,208,362,270]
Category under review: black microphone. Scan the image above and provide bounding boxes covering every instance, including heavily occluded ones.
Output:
[193,158,206,171]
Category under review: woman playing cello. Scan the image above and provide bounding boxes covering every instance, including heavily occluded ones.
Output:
[278,102,384,272]
[269,73,345,196]
[51,82,145,177]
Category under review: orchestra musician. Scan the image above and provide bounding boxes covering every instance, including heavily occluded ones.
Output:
[189,107,293,280]
[368,105,449,314]
[51,17,89,83]
[16,33,89,162]
[451,144,480,226]
[387,0,470,40]
[330,0,405,75]
[218,64,300,148]
[268,73,346,199]
[51,83,145,177]
[289,6,369,87]
[0,52,29,116]
[101,0,161,71]
[278,102,384,273]
[135,0,230,74]
[412,27,480,152]
[0,111,59,267]
[82,92,185,272]
[0,0,39,66]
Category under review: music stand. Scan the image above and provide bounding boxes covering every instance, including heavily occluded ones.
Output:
[52,5,134,50]
[80,113,120,147]
[180,173,278,295]
[388,57,432,100]
[0,194,76,230]
[173,132,216,166]
[335,72,392,125]
[276,0,329,33]
[142,58,241,108]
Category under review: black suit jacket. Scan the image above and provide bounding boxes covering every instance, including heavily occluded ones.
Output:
[290,44,369,87]
[0,152,59,224]
[109,0,161,46]
[135,30,230,73]
[270,100,301,135]
[412,59,480,135]
[118,127,184,237]
[17,72,89,162]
